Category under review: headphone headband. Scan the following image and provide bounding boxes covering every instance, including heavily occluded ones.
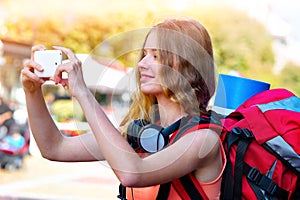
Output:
[161,116,190,137]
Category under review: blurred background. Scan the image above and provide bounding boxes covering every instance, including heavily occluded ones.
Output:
[0,0,300,111]
[0,0,299,199]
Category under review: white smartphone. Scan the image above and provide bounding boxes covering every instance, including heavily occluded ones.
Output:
[34,50,62,78]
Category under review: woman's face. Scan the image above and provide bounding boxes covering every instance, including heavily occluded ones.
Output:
[138,32,164,96]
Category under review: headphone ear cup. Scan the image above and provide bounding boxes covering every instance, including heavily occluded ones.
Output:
[138,124,168,153]
[127,120,150,151]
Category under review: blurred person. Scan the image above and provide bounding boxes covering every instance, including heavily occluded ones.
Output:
[21,18,226,200]
[0,97,29,170]
[0,97,14,137]
[0,97,13,125]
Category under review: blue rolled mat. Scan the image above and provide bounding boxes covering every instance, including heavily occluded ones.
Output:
[214,74,270,110]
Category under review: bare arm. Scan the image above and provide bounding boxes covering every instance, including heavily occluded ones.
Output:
[21,45,104,162]
[78,91,221,186]
[67,89,221,186]
[53,46,222,187]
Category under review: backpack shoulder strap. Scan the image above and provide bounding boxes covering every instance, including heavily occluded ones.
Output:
[171,111,223,143]
[156,112,223,200]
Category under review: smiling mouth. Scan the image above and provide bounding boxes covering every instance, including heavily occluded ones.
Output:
[140,74,154,82]
[140,76,151,83]
[141,73,153,78]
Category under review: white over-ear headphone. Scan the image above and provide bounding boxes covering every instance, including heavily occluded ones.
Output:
[127,117,188,153]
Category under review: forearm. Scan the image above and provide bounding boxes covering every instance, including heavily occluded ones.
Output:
[21,45,106,162]
[25,88,63,157]
[76,89,141,175]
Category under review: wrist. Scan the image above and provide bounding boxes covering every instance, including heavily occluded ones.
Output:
[24,86,43,99]
[23,81,43,94]
[74,87,91,102]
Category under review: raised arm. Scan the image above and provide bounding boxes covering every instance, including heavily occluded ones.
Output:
[76,89,222,187]
[52,46,223,187]
[21,45,104,162]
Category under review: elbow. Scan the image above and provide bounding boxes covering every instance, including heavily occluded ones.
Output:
[40,150,60,161]
[34,132,65,162]
[117,172,142,187]
[38,146,62,161]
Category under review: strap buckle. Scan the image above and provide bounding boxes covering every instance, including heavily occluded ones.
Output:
[264,179,278,196]
[247,167,278,196]
[231,127,254,139]
[247,167,261,182]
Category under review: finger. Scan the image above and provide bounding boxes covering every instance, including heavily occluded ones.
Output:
[59,79,69,88]
[23,60,46,83]
[53,46,77,61]
[24,59,43,73]
[51,62,72,83]
[31,45,46,60]
[21,67,45,83]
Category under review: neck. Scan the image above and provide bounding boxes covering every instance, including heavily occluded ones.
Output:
[156,96,186,127]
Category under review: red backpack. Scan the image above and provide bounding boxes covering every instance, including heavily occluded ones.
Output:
[220,88,300,199]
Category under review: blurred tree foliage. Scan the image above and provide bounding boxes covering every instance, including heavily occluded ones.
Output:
[184,7,275,82]
[1,4,299,96]
[279,62,300,95]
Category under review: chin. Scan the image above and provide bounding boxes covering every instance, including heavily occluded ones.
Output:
[141,85,163,95]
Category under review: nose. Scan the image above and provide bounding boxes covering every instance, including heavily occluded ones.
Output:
[138,54,150,70]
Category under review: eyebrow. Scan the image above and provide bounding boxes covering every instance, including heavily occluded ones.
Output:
[143,48,157,52]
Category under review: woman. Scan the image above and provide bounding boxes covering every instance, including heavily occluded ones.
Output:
[21,18,226,199]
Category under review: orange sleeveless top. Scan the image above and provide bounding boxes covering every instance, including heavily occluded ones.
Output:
[126,143,226,200]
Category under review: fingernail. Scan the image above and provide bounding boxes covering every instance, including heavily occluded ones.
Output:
[36,64,43,70]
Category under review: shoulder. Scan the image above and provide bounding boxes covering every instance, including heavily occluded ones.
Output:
[172,115,222,143]
[173,127,221,156]
[175,125,221,146]
[182,128,221,160]
[194,128,221,142]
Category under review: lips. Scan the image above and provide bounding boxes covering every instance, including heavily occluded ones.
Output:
[140,74,154,82]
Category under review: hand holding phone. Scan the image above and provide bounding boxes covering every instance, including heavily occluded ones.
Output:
[34,50,62,78]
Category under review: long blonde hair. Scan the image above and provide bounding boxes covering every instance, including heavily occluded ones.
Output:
[120,18,216,134]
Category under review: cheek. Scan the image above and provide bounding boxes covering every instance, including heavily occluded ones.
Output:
[153,63,162,75]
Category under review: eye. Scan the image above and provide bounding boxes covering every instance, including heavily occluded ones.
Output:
[142,50,147,57]
[152,50,158,60]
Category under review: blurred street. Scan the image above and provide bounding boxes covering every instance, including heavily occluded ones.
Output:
[0,154,120,200]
